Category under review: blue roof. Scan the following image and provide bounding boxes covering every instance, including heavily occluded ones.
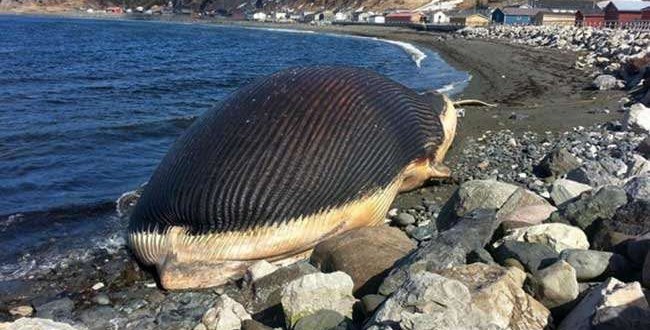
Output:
[608,0,650,11]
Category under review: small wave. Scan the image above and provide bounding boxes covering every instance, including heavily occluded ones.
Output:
[436,75,473,95]
[319,32,427,68]
[377,39,427,68]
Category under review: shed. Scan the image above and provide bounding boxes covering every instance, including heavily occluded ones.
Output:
[368,15,386,24]
[604,0,649,26]
[535,11,575,25]
[450,13,490,27]
[386,12,423,23]
[492,7,548,25]
[575,8,605,26]
[428,10,450,24]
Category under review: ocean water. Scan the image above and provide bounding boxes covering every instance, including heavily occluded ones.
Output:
[0,15,469,280]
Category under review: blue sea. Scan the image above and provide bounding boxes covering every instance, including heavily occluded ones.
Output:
[0,15,469,279]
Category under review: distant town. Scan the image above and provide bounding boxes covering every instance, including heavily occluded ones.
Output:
[73,0,650,30]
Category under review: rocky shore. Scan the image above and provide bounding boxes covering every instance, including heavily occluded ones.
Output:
[2,22,650,330]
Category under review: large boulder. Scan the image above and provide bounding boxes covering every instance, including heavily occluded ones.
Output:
[379,209,500,296]
[535,147,581,178]
[369,271,486,329]
[548,185,627,231]
[558,278,650,330]
[550,179,592,206]
[439,180,518,228]
[310,226,415,297]
[496,188,557,228]
[438,263,552,330]
[0,318,78,330]
[624,174,650,202]
[245,262,318,327]
[560,249,632,281]
[495,223,589,253]
[624,103,650,134]
[534,260,579,309]
[197,295,251,330]
[566,161,621,188]
[492,241,559,274]
[280,271,355,327]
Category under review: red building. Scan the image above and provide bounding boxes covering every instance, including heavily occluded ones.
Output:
[575,8,604,27]
[603,0,649,27]
[385,12,423,23]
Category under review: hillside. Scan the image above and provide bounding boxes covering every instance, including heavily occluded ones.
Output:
[0,0,501,14]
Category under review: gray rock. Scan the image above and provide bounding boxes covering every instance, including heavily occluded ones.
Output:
[248,261,318,314]
[438,263,551,329]
[35,297,74,320]
[93,293,111,306]
[535,147,581,178]
[78,306,120,329]
[198,294,251,330]
[379,208,500,296]
[243,260,278,285]
[493,241,559,274]
[466,248,496,265]
[548,185,627,230]
[370,271,484,329]
[280,271,355,327]
[293,310,349,330]
[439,180,518,228]
[624,174,650,202]
[561,249,632,281]
[624,103,650,134]
[558,278,650,330]
[360,294,386,317]
[393,213,415,226]
[534,260,579,308]
[566,161,621,187]
[495,223,589,253]
[592,74,624,90]
[550,179,593,206]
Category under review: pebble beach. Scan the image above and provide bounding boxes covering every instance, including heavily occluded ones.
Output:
[2,18,650,330]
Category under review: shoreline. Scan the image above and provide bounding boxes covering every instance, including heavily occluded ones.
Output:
[2,13,644,329]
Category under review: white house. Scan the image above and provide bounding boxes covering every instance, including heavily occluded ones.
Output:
[253,12,267,21]
[335,12,350,21]
[275,12,288,21]
[368,15,385,23]
[430,10,449,24]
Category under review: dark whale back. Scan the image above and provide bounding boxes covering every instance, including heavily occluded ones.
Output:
[130,67,445,235]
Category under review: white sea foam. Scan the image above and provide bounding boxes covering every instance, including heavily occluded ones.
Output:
[376,39,428,68]
[435,75,473,95]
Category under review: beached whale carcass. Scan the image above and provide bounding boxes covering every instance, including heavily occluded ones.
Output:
[129,66,463,289]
